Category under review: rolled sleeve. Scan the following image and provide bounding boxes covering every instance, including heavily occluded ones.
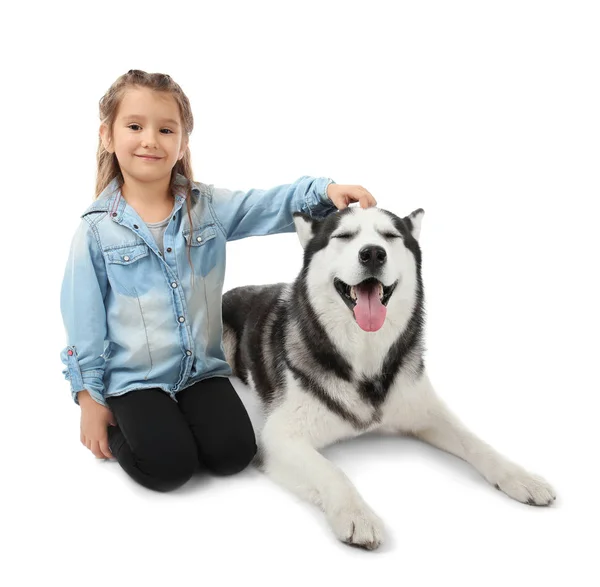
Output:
[304,177,337,218]
[60,216,109,407]
[61,346,107,406]
[209,176,337,241]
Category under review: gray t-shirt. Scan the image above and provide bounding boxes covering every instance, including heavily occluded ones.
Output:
[146,215,171,255]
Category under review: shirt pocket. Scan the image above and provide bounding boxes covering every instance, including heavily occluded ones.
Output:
[104,242,151,296]
[183,224,218,277]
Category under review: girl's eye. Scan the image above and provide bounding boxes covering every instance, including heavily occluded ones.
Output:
[127,124,173,134]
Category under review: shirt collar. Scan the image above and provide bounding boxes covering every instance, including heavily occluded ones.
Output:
[82,173,200,217]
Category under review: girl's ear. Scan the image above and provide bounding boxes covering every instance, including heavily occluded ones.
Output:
[178,134,189,160]
[99,124,114,153]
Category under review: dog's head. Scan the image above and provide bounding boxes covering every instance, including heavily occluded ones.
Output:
[293,207,424,333]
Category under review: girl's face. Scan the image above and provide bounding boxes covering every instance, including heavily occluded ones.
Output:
[101,86,188,185]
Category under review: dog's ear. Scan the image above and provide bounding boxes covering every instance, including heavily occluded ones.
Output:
[403,208,424,241]
[293,212,318,249]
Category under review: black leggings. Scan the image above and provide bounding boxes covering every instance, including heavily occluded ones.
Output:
[106,377,256,492]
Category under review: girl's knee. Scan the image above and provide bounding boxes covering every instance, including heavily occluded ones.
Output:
[203,435,257,476]
[135,444,198,492]
[149,460,196,491]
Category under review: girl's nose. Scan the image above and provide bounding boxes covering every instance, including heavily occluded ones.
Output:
[141,132,159,149]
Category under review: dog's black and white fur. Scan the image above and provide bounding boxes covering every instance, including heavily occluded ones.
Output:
[222,206,555,550]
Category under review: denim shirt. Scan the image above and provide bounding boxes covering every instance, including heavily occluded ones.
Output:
[60,173,336,406]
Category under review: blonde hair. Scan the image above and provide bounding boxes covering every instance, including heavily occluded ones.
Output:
[96,69,196,280]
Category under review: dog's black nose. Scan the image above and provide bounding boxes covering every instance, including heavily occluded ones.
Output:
[358,245,387,269]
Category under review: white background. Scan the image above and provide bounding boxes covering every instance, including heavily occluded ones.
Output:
[2,1,599,585]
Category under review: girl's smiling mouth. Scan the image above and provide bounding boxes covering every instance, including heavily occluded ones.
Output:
[135,154,162,160]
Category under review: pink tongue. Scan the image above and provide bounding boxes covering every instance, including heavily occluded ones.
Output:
[353,283,387,331]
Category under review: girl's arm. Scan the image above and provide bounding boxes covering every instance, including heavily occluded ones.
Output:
[60,216,109,407]
[208,175,336,242]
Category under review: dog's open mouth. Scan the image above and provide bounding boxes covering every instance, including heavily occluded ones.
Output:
[334,277,398,332]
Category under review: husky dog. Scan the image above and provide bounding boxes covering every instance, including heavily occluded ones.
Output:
[222,207,555,550]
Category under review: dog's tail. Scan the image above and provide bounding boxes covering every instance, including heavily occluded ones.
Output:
[222,286,256,384]
[222,283,288,385]
[222,321,239,377]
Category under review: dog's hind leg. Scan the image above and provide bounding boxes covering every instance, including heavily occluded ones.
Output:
[260,413,384,550]
[404,372,556,506]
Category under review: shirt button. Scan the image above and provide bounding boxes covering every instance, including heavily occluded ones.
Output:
[186,350,192,356]
[178,316,185,323]
[166,247,172,253]
[171,282,178,288]
[196,236,202,243]
[123,255,130,262]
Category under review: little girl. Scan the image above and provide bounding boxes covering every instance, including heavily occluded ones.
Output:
[60,69,377,492]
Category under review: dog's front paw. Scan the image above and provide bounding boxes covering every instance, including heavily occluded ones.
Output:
[491,463,556,506]
[326,500,384,550]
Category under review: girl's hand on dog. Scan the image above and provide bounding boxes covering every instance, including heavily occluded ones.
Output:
[78,390,117,459]
[327,184,377,209]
